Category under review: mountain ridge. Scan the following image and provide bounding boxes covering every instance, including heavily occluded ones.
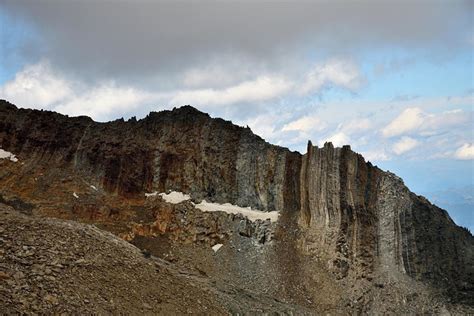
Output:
[0,99,472,313]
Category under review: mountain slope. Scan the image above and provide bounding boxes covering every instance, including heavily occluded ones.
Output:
[1,203,318,315]
[0,99,472,313]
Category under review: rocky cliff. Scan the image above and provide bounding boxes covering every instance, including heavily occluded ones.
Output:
[0,101,300,209]
[299,141,473,305]
[0,99,472,313]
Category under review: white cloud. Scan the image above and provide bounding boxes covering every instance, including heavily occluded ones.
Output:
[361,149,390,162]
[282,115,326,132]
[0,61,73,108]
[280,115,370,153]
[382,106,472,139]
[393,136,419,155]
[0,61,288,121]
[299,59,364,94]
[170,75,292,107]
[320,131,350,147]
[239,112,292,142]
[422,109,470,131]
[454,143,474,160]
[339,118,372,134]
[0,61,156,122]
[1,62,295,120]
[171,59,367,107]
[382,107,424,137]
[54,83,151,121]
[1,58,369,122]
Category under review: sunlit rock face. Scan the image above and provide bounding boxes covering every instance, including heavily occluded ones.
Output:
[0,99,473,311]
[299,142,379,279]
[298,140,473,302]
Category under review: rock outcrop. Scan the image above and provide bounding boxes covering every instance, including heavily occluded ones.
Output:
[0,102,300,209]
[0,99,472,313]
[298,141,473,305]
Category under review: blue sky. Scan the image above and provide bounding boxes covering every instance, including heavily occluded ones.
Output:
[0,1,473,231]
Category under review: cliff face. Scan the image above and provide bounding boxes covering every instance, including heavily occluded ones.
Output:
[298,141,473,303]
[299,142,380,280]
[0,99,472,308]
[0,101,300,211]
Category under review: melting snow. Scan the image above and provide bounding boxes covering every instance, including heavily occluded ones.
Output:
[158,191,191,204]
[195,200,279,222]
[145,191,191,204]
[73,192,79,199]
[212,244,223,252]
[0,148,18,162]
[145,190,279,222]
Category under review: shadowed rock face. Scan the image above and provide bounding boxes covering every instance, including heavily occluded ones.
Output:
[0,101,301,210]
[0,99,472,307]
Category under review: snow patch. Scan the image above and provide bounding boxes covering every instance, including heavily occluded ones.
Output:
[212,244,223,252]
[145,190,279,222]
[145,191,191,204]
[73,192,79,199]
[90,185,98,191]
[159,191,191,204]
[195,200,279,222]
[145,191,158,197]
[0,148,18,162]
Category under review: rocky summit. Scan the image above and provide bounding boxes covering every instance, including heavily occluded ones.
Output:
[0,99,473,314]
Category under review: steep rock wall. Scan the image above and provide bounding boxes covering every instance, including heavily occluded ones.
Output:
[299,142,380,279]
[298,141,473,303]
[0,101,300,211]
[0,100,472,303]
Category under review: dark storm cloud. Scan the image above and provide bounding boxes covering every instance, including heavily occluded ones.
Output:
[2,0,472,80]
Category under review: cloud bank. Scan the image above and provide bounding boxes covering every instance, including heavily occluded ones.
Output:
[0,59,364,121]
[2,0,471,81]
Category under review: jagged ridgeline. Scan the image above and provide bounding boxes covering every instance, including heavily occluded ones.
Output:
[0,99,472,314]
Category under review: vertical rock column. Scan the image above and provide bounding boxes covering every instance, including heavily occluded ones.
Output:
[299,142,379,279]
[375,173,410,276]
[299,142,343,264]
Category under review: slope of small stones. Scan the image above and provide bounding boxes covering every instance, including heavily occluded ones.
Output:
[0,204,228,314]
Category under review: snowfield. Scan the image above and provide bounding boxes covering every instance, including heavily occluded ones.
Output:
[159,191,191,203]
[145,191,158,197]
[0,148,18,162]
[195,200,279,222]
[146,190,280,222]
[146,191,191,204]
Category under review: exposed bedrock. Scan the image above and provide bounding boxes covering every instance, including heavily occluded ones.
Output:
[298,141,473,303]
[0,99,472,304]
[299,142,380,279]
[0,101,300,210]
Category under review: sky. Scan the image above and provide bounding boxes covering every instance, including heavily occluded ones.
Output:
[0,0,473,231]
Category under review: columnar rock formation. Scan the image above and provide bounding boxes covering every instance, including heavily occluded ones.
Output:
[0,99,472,308]
[298,141,473,303]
